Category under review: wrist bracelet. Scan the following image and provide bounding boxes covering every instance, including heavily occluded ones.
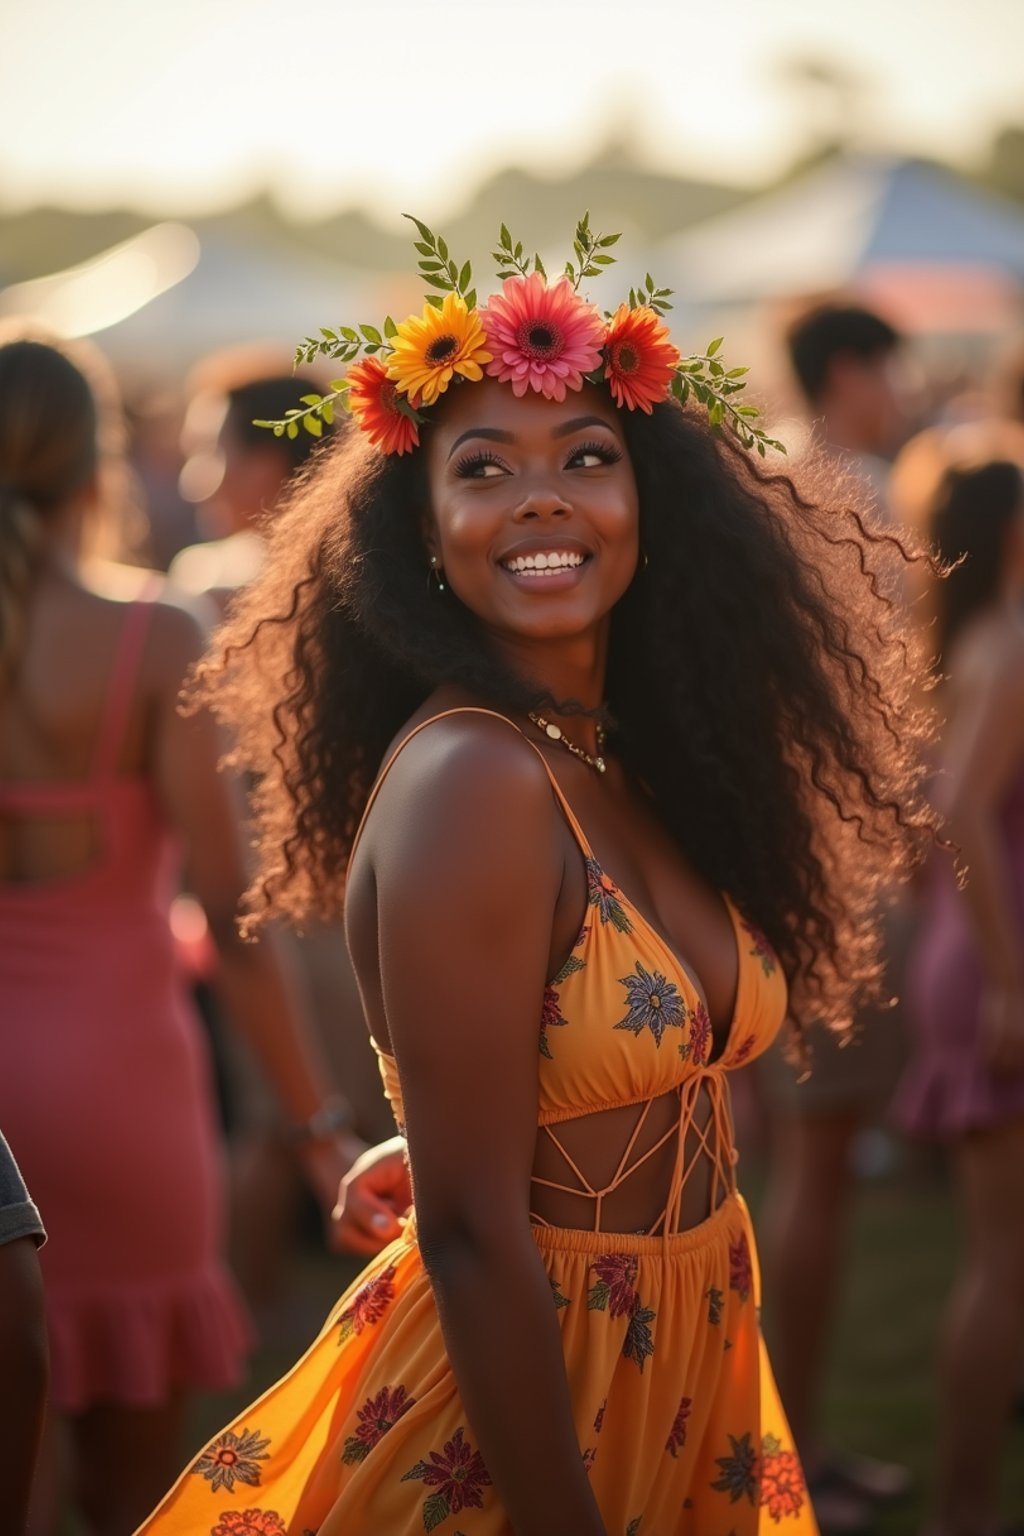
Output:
[289,1097,355,1144]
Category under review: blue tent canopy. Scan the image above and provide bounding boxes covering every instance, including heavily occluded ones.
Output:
[662,155,1024,306]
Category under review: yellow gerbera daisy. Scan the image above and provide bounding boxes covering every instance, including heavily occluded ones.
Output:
[386,291,492,407]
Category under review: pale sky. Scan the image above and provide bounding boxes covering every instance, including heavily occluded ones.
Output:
[2,0,1023,223]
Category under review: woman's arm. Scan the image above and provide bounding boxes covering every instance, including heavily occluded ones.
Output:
[150,600,365,1215]
[947,635,1024,1070]
[366,719,605,1536]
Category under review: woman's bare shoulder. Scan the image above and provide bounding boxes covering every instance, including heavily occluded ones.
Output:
[361,701,560,876]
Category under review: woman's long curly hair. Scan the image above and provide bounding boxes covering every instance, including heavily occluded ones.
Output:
[197,393,942,1031]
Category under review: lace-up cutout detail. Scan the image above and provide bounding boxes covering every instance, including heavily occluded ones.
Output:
[361,708,788,1242]
[530,1070,740,1245]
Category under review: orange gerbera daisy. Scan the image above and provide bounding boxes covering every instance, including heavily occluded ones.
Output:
[602,304,680,413]
[386,292,492,407]
[346,358,419,455]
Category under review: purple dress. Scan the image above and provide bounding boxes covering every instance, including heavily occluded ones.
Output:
[894,768,1024,1138]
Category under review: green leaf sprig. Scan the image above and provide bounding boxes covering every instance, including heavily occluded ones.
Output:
[624,272,673,316]
[406,214,476,310]
[670,336,785,456]
[562,210,621,291]
[492,221,548,282]
[253,316,403,439]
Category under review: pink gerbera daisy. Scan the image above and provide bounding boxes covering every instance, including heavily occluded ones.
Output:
[480,273,605,401]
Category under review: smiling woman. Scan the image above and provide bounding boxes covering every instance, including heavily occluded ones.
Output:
[136,224,941,1536]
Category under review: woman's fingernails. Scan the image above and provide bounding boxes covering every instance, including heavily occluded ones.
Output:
[371,1213,391,1229]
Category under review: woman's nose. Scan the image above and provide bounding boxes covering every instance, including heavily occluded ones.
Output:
[513,485,571,520]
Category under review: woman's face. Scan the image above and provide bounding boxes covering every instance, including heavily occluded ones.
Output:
[424,378,639,646]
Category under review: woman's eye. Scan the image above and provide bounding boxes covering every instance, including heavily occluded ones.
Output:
[454,452,508,479]
[567,440,623,469]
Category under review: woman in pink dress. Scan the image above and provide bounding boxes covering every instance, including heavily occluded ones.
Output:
[893,447,1024,1536]
[0,332,395,1534]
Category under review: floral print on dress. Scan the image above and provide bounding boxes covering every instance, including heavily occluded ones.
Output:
[731,1032,757,1066]
[553,948,586,985]
[337,1264,397,1343]
[581,1393,608,1477]
[401,1427,492,1531]
[729,1232,753,1303]
[665,1396,691,1457]
[342,1384,415,1463]
[549,1277,571,1310]
[678,999,712,1065]
[760,1434,807,1522]
[615,962,686,1046]
[585,859,633,933]
[541,940,587,1059]
[587,1253,638,1317]
[539,986,569,1061]
[742,917,777,977]
[706,1285,724,1325]
[623,1296,657,1374]
[587,1255,656,1372]
[192,1427,271,1494]
[210,1514,286,1536]
[711,1430,761,1505]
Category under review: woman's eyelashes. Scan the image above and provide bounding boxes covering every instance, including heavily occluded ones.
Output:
[568,439,624,469]
[453,449,507,479]
[452,438,624,479]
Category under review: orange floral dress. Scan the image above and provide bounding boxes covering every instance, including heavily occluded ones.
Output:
[137,709,817,1536]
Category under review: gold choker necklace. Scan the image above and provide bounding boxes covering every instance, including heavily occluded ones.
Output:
[528,712,607,774]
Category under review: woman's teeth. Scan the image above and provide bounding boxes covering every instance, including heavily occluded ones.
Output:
[503,551,586,574]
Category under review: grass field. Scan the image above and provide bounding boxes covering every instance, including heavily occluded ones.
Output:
[188,1162,1024,1533]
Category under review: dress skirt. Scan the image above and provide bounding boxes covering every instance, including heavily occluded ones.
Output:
[137,1193,815,1535]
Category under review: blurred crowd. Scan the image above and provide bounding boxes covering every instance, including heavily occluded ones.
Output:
[1,293,1023,1536]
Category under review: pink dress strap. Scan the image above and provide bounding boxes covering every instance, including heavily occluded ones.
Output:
[350,706,594,865]
[91,581,162,781]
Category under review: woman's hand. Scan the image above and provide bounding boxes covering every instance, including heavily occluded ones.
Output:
[980,983,1024,1076]
[332,1136,411,1255]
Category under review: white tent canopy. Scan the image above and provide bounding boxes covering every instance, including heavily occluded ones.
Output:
[0,224,400,373]
[660,156,1024,309]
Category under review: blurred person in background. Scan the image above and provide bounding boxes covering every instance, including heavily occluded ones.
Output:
[757,299,916,1534]
[170,346,314,602]
[0,328,398,1536]
[891,434,1024,1536]
[0,1126,48,1536]
[783,299,910,508]
[125,388,199,573]
[170,347,395,1336]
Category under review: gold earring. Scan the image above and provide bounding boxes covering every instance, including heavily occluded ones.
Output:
[429,555,446,593]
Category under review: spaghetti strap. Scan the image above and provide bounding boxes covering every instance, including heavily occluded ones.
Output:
[349,706,594,864]
[92,581,162,780]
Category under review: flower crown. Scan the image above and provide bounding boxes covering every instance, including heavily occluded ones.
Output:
[257,214,783,459]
